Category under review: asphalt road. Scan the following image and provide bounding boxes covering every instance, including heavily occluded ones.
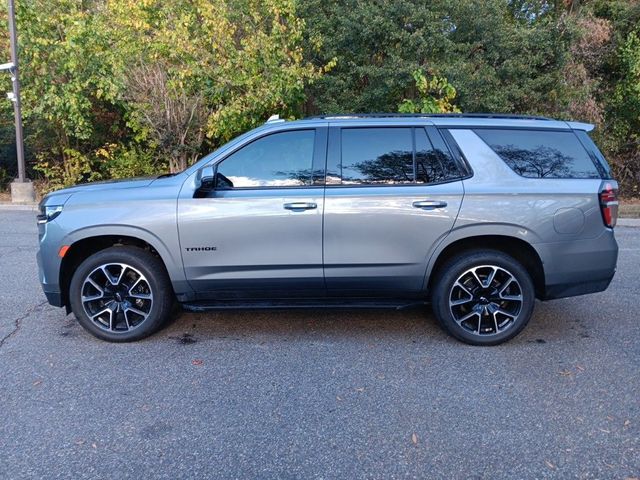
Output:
[0,209,638,479]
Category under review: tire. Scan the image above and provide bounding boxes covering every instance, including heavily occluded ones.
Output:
[431,249,535,346]
[69,246,174,342]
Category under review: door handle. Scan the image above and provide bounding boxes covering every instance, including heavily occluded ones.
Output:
[283,202,317,211]
[412,200,448,210]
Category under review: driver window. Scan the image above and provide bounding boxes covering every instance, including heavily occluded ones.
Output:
[216,130,315,188]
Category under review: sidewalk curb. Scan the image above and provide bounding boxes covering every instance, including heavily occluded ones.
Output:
[0,202,38,212]
[618,218,640,228]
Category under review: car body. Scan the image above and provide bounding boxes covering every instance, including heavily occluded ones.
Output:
[37,113,619,345]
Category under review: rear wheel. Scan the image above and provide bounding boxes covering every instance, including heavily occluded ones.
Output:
[431,250,535,346]
[69,246,173,342]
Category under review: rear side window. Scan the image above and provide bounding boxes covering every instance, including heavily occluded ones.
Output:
[339,127,460,185]
[341,128,414,184]
[415,128,459,184]
[474,129,602,179]
[575,130,613,179]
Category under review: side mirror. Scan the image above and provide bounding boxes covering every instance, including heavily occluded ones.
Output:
[194,165,216,198]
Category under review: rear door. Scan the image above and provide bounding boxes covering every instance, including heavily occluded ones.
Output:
[323,124,464,295]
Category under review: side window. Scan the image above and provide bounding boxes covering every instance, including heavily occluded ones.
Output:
[474,129,602,179]
[216,130,315,188]
[415,128,454,184]
[341,128,414,184]
[575,130,613,179]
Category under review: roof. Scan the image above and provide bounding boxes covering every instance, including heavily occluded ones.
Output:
[267,113,594,131]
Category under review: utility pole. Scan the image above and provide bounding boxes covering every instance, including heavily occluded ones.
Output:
[7,0,35,203]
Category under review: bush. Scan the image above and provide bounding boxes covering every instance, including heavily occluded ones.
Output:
[0,166,11,190]
[34,144,164,194]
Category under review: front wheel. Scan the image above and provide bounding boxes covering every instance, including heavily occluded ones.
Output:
[431,250,535,346]
[69,246,174,342]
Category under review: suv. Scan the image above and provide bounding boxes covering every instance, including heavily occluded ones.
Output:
[37,114,619,345]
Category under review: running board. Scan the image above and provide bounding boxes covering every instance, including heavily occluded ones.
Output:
[181,299,429,312]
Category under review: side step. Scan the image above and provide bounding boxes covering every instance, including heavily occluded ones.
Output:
[181,298,429,312]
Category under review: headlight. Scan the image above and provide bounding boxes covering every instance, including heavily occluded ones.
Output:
[37,205,63,224]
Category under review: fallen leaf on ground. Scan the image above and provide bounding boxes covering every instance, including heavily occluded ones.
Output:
[412,433,418,444]
[32,380,42,386]
[192,359,204,366]
[545,461,555,469]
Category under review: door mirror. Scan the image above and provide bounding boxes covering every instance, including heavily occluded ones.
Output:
[195,165,216,197]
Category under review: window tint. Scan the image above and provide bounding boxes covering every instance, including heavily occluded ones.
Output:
[431,128,465,178]
[575,130,613,179]
[474,129,601,179]
[341,128,414,184]
[216,130,315,188]
[415,128,458,183]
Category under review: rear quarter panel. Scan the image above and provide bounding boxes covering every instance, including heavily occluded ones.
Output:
[427,129,616,293]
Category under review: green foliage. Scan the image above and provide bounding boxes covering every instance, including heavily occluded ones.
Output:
[97,144,160,180]
[0,166,10,189]
[439,1,575,115]
[612,31,640,139]
[34,148,101,192]
[105,0,322,172]
[579,0,640,195]
[299,0,575,116]
[398,71,460,114]
[2,0,319,192]
[34,143,162,191]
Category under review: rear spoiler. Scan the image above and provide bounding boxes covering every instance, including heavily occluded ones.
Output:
[566,121,595,132]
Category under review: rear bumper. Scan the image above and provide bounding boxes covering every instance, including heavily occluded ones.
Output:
[536,229,618,300]
[544,276,614,300]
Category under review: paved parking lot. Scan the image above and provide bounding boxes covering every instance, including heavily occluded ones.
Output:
[0,209,638,479]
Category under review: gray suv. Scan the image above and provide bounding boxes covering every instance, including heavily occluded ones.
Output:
[37,114,619,345]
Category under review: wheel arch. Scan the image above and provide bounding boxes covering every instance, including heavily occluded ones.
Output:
[59,229,188,309]
[426,234,546,299]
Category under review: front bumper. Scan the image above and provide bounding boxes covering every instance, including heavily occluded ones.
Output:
[43,290,64,307]
[37,220,65,308]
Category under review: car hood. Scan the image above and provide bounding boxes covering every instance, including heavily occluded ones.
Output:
[40,176,159,206]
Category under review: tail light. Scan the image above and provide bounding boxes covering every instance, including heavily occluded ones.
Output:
[599,182,618,228]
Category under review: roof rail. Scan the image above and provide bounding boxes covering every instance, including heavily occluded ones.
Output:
[306,113,553,121]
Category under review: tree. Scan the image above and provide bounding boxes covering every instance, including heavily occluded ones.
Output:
[300,0,577,116]
[107,0,323,172]
[5,0,131,189]
[571,0,640,196]
[398,70,460,114]
[0,0,322,189]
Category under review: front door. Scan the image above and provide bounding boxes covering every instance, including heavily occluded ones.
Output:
[323,125,464,295]
[178,128,327,298]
